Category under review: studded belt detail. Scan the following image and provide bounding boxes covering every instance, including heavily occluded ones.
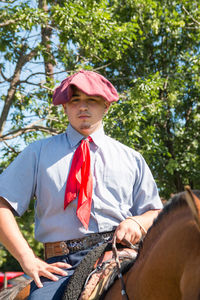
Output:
[44,231,114,260]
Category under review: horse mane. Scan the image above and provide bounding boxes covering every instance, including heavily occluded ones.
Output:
[152,189,200,228]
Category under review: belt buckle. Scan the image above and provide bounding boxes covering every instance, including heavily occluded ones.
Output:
[60,241,69,255]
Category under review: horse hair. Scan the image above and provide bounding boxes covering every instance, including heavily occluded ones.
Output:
[152,189,200,228]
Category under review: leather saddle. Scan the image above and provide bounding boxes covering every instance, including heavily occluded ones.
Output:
[79,247,137,300]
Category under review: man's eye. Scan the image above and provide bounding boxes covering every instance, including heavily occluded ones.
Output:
[71,98,79,103]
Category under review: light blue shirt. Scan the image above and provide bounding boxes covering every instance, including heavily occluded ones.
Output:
[0,125,162,242]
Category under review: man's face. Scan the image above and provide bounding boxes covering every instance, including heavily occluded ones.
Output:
[63,88,110,136]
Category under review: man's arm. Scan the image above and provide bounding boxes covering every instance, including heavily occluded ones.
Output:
[114,209,161,245]
[0,197,71,288]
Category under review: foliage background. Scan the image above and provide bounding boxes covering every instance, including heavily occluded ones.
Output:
[0,0,200,270]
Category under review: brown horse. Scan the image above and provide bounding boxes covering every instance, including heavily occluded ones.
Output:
[104,188,200,300]
[1,189,200,300]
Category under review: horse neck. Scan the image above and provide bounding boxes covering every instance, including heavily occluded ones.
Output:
[123,204,200,300]
[136,204,192,260]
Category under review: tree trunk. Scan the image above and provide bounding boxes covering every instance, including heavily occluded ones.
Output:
[39,0,54,84]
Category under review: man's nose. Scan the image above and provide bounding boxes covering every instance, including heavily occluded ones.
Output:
[79,101,88,110]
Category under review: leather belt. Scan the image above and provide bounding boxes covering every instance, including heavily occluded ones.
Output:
[44,231,114,260]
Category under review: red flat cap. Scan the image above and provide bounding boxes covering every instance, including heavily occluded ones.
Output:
[53,70,119,105]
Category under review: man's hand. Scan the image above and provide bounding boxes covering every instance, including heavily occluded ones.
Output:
[114,218,142,246]
[19,254,72,288]
[114,210,161,246]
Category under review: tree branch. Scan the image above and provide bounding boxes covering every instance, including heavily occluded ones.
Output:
[1,140,20,154]
[18,80,54,91]
[0,125,60,140]
[0,19,17,27]
[0,0,15,3]
[0,66,12,82]
[182,5,200,26]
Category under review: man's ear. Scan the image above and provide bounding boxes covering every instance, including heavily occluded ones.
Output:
[62,103,66,112]
[104,102,110,114]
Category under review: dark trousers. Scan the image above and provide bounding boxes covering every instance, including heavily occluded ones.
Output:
[28,247,91,300]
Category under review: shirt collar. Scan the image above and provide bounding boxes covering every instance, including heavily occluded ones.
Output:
[66,124,106,149]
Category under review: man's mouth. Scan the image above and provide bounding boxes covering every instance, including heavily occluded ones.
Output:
[78,115,90,119]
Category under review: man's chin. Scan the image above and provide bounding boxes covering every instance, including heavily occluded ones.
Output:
[80,124,91,130]
[75,121,102,136]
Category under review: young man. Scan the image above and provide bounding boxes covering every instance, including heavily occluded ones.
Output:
[0,70,163,299]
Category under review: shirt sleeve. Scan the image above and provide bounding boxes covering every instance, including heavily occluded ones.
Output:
[131,152,163,215]
[0,142,40,216]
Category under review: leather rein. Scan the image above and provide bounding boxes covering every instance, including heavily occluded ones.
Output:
[112,235,139,300]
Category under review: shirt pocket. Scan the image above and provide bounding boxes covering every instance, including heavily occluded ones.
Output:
[103,166,134,200]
